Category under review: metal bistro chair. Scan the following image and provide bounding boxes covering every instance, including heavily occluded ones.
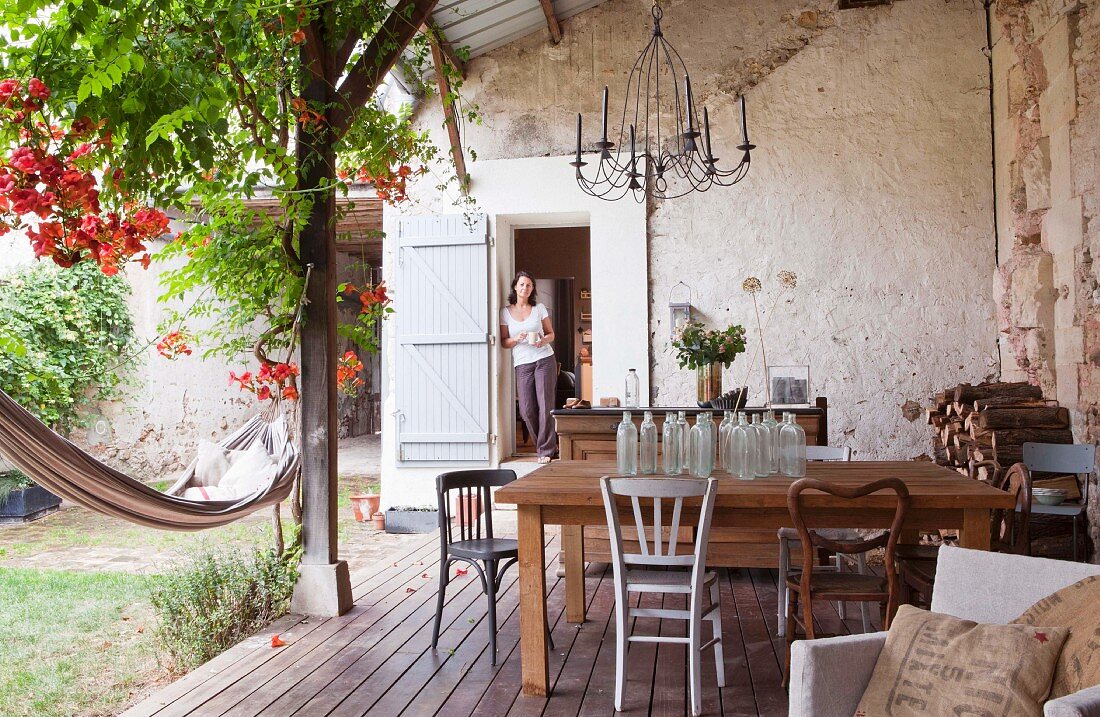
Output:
[1023,442,1096,561]
[776,445,872,637]
[430,469,553,666]
[601,476,724,717]
[784,477,910,684]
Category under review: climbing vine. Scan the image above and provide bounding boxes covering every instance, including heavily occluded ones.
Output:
[0,261,134,429]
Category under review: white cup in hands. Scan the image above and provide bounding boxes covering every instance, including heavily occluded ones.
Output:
[527,331,540,346]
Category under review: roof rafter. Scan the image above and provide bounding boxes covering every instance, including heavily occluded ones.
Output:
[332,0,440,137]
[538,0,563,44]
[429,31,468,191]
[421,20,466,78]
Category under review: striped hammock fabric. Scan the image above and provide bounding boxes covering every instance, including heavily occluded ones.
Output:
[0,389,299,530]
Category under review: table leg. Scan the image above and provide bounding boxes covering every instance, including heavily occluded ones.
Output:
[562,524,586,623]
[517,504,549,697]
[959,508,991,550]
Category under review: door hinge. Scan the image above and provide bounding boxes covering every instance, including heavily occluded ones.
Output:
[490,433,498,444]
[489,334,496,346]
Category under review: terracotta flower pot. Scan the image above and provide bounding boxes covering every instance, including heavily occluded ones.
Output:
[363,493,381,519]
[349,494,370,522]
[371,511,386,530]
[454,493,483,528]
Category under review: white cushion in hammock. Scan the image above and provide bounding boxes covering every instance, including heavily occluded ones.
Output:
[194,440,232,487]
[219,441,278,500]
[182,485,235,501]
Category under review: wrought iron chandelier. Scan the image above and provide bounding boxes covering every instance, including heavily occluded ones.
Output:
[571,0,755,202]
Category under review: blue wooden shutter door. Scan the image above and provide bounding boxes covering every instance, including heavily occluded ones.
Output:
[396,215,491,462]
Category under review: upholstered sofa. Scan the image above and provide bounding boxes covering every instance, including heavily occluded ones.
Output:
[787,546,1100,717]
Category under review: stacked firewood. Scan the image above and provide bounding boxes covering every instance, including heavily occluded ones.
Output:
[925,381,1071,477]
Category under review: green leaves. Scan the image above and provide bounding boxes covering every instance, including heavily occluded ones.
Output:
[0,262,134,430]
[76,52,135,102]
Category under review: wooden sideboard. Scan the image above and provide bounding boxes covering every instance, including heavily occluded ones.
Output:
[551,398,830,568]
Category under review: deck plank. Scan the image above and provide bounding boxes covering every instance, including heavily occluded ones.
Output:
[127,523,892,717]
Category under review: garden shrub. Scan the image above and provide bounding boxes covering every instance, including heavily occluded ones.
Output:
[0,261,134,430]
[0,470,31,506]
[149,543,299,672]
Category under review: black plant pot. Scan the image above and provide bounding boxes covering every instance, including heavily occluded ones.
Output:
[0,485,62,524]
[698,386,749,411]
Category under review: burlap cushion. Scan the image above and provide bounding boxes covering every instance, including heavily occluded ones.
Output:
[855,604,1068,716]
[1012,575,1100,699]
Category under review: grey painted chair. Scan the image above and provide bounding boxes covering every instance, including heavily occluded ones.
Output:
[600,476,724,716]
[777,444,871,636]
[430,469,552,666]
[788,546,1100,717]
[1023,442,1096,561]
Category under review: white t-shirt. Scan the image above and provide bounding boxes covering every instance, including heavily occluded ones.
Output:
[501,303,555,367]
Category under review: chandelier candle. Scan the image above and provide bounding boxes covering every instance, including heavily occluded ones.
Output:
[570,0,755,201]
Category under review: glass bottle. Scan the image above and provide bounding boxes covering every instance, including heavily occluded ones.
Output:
[677,411,690,470]
[780,412,807,478]
[639,411,658,475]
[616,411,638,476]
[718,411,735,472]
[751,413,771,477]
[728,413,753,480]
[624,369,640,408]
[689,412,715,478]
[762,410,780,475]
[662,410,681,476]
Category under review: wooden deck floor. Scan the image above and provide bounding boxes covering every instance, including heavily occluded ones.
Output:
[125,525,880,717]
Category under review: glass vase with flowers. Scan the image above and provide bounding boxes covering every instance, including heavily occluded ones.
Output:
[671,321,746,404]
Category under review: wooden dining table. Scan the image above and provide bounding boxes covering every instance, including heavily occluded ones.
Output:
[493,459,1017,697]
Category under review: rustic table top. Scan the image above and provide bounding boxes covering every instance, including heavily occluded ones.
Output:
[494,460,1017,510]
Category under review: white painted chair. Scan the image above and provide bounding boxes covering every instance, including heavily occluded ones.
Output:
[777,444,872,636]
[600,476,724,716]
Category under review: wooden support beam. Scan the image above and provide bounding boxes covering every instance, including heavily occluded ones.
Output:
[538,0,562,44]
[421,21,465,77]
[291,15,352,617]
[429,32,468,190]
[332,0,440,137]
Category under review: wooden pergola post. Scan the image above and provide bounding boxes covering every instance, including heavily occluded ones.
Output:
[291,0,440,616]
[291,10,353,617]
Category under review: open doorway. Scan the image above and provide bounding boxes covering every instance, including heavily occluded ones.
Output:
[511,226,592,457]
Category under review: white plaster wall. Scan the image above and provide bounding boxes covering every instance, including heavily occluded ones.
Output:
[380,156,647,509]
[409,0,997,461]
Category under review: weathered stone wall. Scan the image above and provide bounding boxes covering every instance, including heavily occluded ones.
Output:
[0,232,264,479]
[412,0,996,459]
[991,0,1100,547]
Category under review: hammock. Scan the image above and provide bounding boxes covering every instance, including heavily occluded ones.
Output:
[0,388,299,530]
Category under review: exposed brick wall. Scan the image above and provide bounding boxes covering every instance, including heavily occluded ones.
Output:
[992,0,1100,555]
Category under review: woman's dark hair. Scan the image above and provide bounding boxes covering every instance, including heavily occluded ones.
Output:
[508,271,538,306]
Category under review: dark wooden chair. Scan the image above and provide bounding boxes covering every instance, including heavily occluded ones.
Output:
[899,461,1032,608]
[431,469,552,665]
[783,477,910,683]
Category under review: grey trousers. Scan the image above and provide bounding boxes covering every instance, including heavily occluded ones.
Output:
[515,355,558,458]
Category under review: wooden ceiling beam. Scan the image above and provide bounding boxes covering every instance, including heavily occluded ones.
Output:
[429,32,469,191]
[332,0,440,137]
[538,0,563,44]
[421,20,466,78]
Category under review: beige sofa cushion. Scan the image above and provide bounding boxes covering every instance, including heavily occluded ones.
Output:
[855,604,1068,716]
[1012,575,1100,699]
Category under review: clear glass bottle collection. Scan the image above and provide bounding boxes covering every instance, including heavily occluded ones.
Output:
[613,408,808,479]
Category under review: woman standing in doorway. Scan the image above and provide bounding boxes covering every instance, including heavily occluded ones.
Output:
[500,271,558,463]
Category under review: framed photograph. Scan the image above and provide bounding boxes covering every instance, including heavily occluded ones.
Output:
[768,365,810,407]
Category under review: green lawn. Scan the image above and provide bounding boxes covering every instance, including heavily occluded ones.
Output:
[0,568,161,717]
